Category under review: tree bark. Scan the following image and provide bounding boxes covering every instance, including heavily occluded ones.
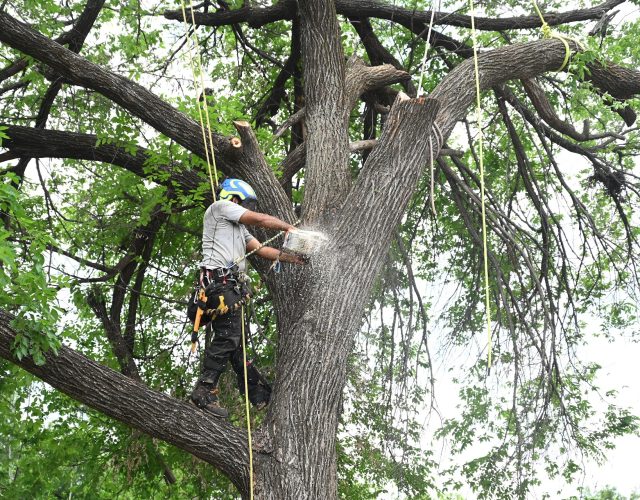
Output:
[0,124,208,201]
[0,10,239,184]
[3,7,640,500]
[0,10,289,223]
[165,0,624,32]
[0,309,251,495]
[297,0,351,222]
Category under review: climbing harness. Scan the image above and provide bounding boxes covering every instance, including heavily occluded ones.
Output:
[468,0,493,369]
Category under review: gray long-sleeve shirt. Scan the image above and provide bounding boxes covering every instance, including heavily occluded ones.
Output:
[199,200,256,272]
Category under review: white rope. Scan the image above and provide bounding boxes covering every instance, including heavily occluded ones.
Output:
[428,121,443,215]
[416,0,441,96]
[429,136,437,215]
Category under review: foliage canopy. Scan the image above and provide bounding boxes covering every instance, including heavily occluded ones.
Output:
[1,0,640,498]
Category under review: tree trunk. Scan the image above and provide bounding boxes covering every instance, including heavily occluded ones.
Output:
[2,6,640,500]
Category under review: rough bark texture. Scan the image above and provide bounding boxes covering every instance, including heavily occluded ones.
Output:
[3,6,640,500]
[0,10,288,226]
[296,0,351,222]
[1,124,207,198]
[0,10,237,180]
[0,309,251,494]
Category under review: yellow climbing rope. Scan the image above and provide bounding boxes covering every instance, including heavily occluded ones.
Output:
[179,0,219,199]
[179,4,254,497]
[467,0,493,369]
[240,306,254,500]
[532,0,573,72]
[465,0,578,369]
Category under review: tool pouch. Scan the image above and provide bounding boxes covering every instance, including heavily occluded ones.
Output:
[187,281,251,325]
[204,281,241,317]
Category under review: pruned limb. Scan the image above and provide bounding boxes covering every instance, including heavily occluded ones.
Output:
[350,17,416,96]
[0,309,250,495]
[336,95,440,259]
[274,57,408,140]
[344,56,410,110]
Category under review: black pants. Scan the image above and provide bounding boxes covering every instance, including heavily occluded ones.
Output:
[189,277,270,405]
[203,301,243,374]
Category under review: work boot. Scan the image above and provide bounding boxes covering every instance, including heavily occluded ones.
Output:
[190,371,228,418]
[235,361,272,411]
[190,383,229,418]
[248,384,271,411]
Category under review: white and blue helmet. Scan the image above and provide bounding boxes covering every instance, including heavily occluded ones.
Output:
[219,178,257,202]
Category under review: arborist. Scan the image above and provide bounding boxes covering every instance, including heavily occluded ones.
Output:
[188,178,303,418]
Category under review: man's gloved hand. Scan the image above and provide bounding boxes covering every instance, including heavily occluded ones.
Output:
[292,253,308,265]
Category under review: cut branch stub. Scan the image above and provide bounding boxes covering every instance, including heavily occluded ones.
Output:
[231,119,296,226]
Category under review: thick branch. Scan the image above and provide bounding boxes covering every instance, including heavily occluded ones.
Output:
[165,0,624,31]
[8,0,106,184]
[350,17,416,95]
[344,56,410,110]
[0,0,103,84]
[0,12,236,177]
[233,120,296,224]
[431,39,640,147]
[522,78,623,141]
[338,95,440,244]
[0,125,208,200]
[297,0,351,221]
[587,60,640,100]
[0,10,293,222]
[0,309,250,493]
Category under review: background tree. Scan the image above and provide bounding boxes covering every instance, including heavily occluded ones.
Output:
[1,0,639,498]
